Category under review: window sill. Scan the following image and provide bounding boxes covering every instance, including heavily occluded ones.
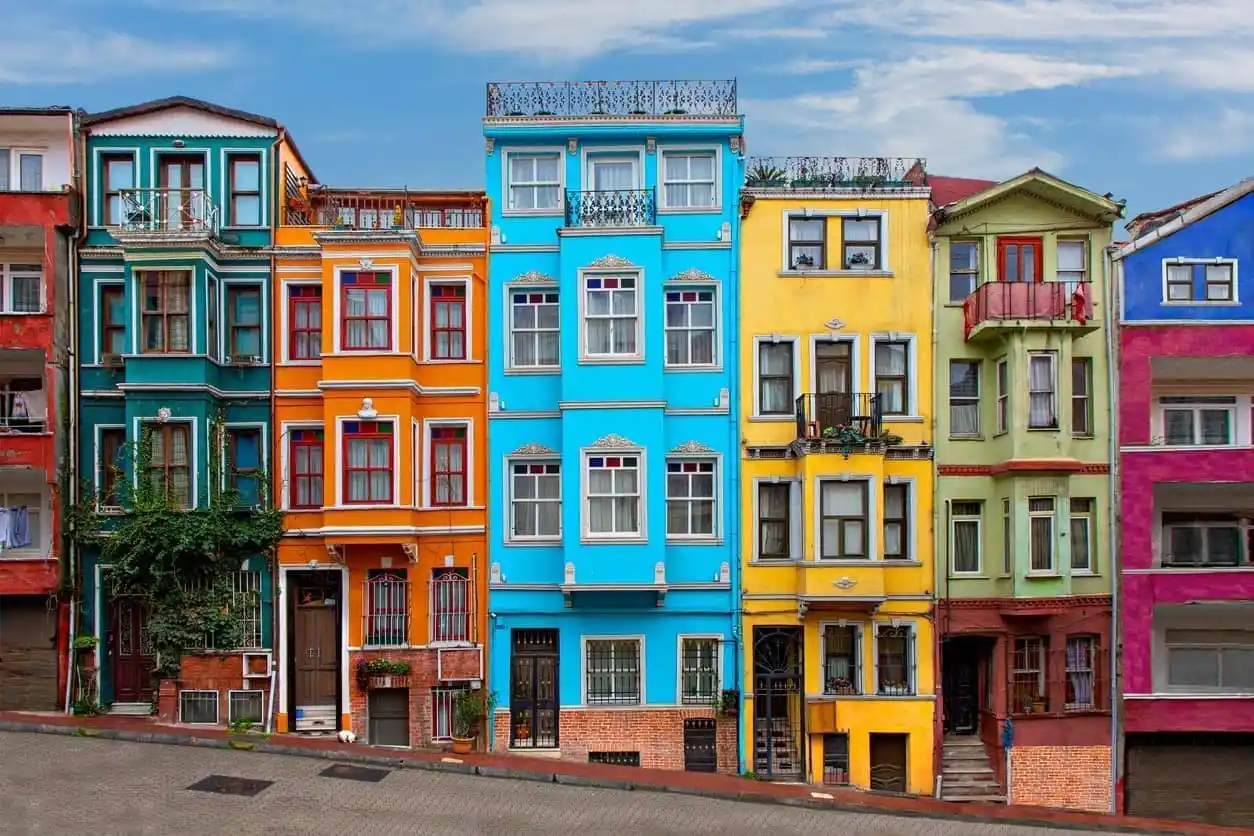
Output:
[1024,572,1060,579]
[418,504,483,512]
[883,414,924,424]
[280,360,321,367]
[949,571,985,578]
[1160,300,1240,307]
[657,205,722,215]
[0,310,47,317]
[749,558,803,565]
[504,538,563,547]
[665,537,724,546]
[0,551,51,560]
[580,536,647,545]
[1026,426,1060,432]
[663,364,723,374]
[807,558,924,567]
[499,209,564,218]
[334,349,397,356]
[578,356,645,366]
[949,434,984,441]
[1071,570,1099,577]
[505,367,561,376]
[582,702,645,709]
[423,358,481,365]
[777,269,894,279]
[748,415,793,423]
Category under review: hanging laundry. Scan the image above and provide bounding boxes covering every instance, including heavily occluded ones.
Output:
[11,392,29,419]
[9,506,30,548]
[0,507,10,550]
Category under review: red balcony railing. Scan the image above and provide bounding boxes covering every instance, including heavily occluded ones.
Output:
[963,281,1092,339]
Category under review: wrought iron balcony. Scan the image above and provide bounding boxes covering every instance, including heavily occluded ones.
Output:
[795,392,884,448]
[962,280,1095,342]
[114,188,219,235]
[745,156,925,190]
[486,80,738,118]
[284,185,484,230]
[564,189,656,228]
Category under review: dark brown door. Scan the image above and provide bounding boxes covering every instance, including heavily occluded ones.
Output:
[367,690,410,747]
[1127,734,1254,827]
[942,643,980,735]
[815,341,853,430]
[510,629,558,748]
[158,156,206,229]
[294,602,338,707]
[0,597,60,710]
[869,733,908,793]
[109,596,154,703]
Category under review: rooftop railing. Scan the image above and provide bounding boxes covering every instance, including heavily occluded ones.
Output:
[486,80,738,118]
[745,156,925,190]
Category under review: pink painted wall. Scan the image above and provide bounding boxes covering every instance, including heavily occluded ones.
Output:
[1118,326,1254,730]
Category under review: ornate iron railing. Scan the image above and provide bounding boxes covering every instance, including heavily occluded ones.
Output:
[795,392,883,443]
[287,191,484,229]
[429,569,475,644]
[564,189,656,228]
[115,188,219,234]
[486,80,738,118]
[745,156,925,190]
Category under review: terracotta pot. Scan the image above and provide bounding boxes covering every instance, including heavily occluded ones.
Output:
[450,736,473,755]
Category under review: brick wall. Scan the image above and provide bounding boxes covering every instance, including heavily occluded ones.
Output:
[346,647,483,748]
[157,652,273,725]
[492,707,738,775]
[1009,745,1111,812]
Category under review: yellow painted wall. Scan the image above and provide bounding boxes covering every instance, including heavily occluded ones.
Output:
[738,190,936,791]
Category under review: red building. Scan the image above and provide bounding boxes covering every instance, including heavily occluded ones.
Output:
[0,107,79,711]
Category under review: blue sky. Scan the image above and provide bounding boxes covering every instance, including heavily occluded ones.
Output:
[3,0,1252,221]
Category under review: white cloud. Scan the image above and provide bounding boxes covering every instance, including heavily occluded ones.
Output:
[1156,108,1254,161]
[0,16,232,84]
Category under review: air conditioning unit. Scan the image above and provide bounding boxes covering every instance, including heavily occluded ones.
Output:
[227,354,261,366]
[101,354,124,369]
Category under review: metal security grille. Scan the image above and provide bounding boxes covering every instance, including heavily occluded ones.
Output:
[179,690,219,724]
[187,571,264,650]
[429,569,473,643]
[585,639,641,705]
[364,570,409,646]
[431,686,468,740]
[680,638,718,704]
[588,751,641,767]
[228,690,264,726]
[683,719,717,773]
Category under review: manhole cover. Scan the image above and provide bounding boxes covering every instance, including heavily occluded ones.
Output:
[187,775,273,797]
[319,763,391,783]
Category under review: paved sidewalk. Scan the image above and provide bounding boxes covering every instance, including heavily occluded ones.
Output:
[0,711,1245,836]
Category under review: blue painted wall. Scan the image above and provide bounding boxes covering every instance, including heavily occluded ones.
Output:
[485,117,744,737]
[1121,192,1254,322]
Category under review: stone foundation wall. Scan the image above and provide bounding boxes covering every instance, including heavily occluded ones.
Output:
[1009,745,1111,812]
[493,707,738,774]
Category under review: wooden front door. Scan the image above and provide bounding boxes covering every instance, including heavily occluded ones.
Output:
[509,628,558,748]
[158,156,206,230]
[943,642,980,735]
[869,733,909,793]
[292,577,339,711]
[109,596,154,703]
[814,341,853,431]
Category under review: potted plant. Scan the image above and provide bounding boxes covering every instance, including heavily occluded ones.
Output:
[792,253,816,270]
[355,658,411,691]
[451,688,498,754]
[746,162,787,188]
[715,688,740,718]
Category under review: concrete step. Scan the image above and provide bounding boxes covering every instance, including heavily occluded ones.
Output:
[942,751,992,763]
[942,776,1001,788]
[942,735,984,746]
[942,794,1006,804]
[943,782,1003,794]
[941,764,995,775]
[108,702,152,717]
[941,771,997,783]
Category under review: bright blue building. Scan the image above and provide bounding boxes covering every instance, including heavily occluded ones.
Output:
[77,97,279,714]
[484,80,743,769]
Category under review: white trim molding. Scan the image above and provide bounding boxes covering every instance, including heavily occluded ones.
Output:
[751,333,802,421]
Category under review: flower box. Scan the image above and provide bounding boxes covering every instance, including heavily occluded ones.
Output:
[365,675,411,690]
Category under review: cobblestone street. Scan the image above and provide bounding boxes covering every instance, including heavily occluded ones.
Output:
[0,732,1107,836]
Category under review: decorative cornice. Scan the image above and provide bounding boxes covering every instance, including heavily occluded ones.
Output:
[670,268,716,283]
[937,462,1109,476]
[670,440,715,455]
[510,442,558,457]
[589,433,638,450]
[824,317,846,331]
[939,596,1111,612]
[588,254,636,269]
[513,270,557,284]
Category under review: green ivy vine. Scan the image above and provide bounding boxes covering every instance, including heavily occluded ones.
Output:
[68,415,283,679]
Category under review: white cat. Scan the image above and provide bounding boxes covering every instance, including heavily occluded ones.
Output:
[337,730,357,744]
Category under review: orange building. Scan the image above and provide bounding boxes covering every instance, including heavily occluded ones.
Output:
[271,151,489,745]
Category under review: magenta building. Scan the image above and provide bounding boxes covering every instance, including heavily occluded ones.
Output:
[1112,176,1254,828]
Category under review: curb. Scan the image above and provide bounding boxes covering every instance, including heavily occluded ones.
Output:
[0,721,1219,836]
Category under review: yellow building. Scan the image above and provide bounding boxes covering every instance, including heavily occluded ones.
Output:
[738,157,936,793]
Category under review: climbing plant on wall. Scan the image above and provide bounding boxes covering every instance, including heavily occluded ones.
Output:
[69,415,282,678]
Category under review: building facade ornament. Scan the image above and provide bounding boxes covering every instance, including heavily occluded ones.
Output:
[357,397,377,419]
[670,268,716,283]
[513,270,557,284]
[670,440,715,455]
[510,442,558,457]
[588,254,635,269]
[358,257,374,269]
[589,433,638,449]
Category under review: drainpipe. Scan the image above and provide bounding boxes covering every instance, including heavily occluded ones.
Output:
[928,234,944,794]
[268,129,283,727]
[1103,244,1122,815]
[728,141,745,774]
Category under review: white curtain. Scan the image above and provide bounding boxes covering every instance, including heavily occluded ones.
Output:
[1066,639,1093,707]
[759,344,792,413]
[435,442,464,504]
[594,161,634,191]
[589,467,637,534]
[759,487,788,557]
[883,487,905,556]
[369,439,389,500]
[950,362,979,435]
[820,482,864,558]
[875,343,907,413]
[1028,356,1055,427]
[348,439,369,501]
[663,154,714,207]
[513,470,560,536]
[586,289,636,354]
[367,289,387,348]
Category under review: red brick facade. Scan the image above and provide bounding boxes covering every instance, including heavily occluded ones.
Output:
[156,652,273,725]
[348,646,484,748]
[1010,745,1111,812]
[492,708,738,774]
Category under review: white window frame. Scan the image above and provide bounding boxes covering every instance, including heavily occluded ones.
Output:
[420,418,474,509]
[1162,629,1254,693]
[819,621,863,696]
[582,447,645,542]
[506,458,561,543]
[0,262,44,314]
[676,634,723,705]
[581,635,645,706]
[779,210,892,274]
[813,475,875,562]
[1028,496,1056,574]
[752,335,801,420]
[752,477,802,562]
[1160,257,1239,305]
[1072,357,1092,437]
[1001,498,1012,575]
[1070,498,1094,574]
[1056,238,1088,283]
[664,456,719,541]
[0,148,45,192]
[948,359,981,438]
[1026,351,1058,430]
[658,147,720,212]
[422,275,473,363]
[506,283,560,371]
[872,621,918,697]
[948,240,980,303]
[0,489,47,558]
[662,283,719,370]
[950,500,983,575]
[578,270,642,363]
[995,357,1009,435]
[869,333,918,418]
[1156,396,1238,447]
[503,149,564,215]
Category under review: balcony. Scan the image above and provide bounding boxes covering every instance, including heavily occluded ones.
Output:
[564,189,656,228]
[111,188,219,242]
[794,393,886,452]
[283,181,485,230]
[963,280,1096,342]
[485,79,738,119]
[744,156,925,191]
